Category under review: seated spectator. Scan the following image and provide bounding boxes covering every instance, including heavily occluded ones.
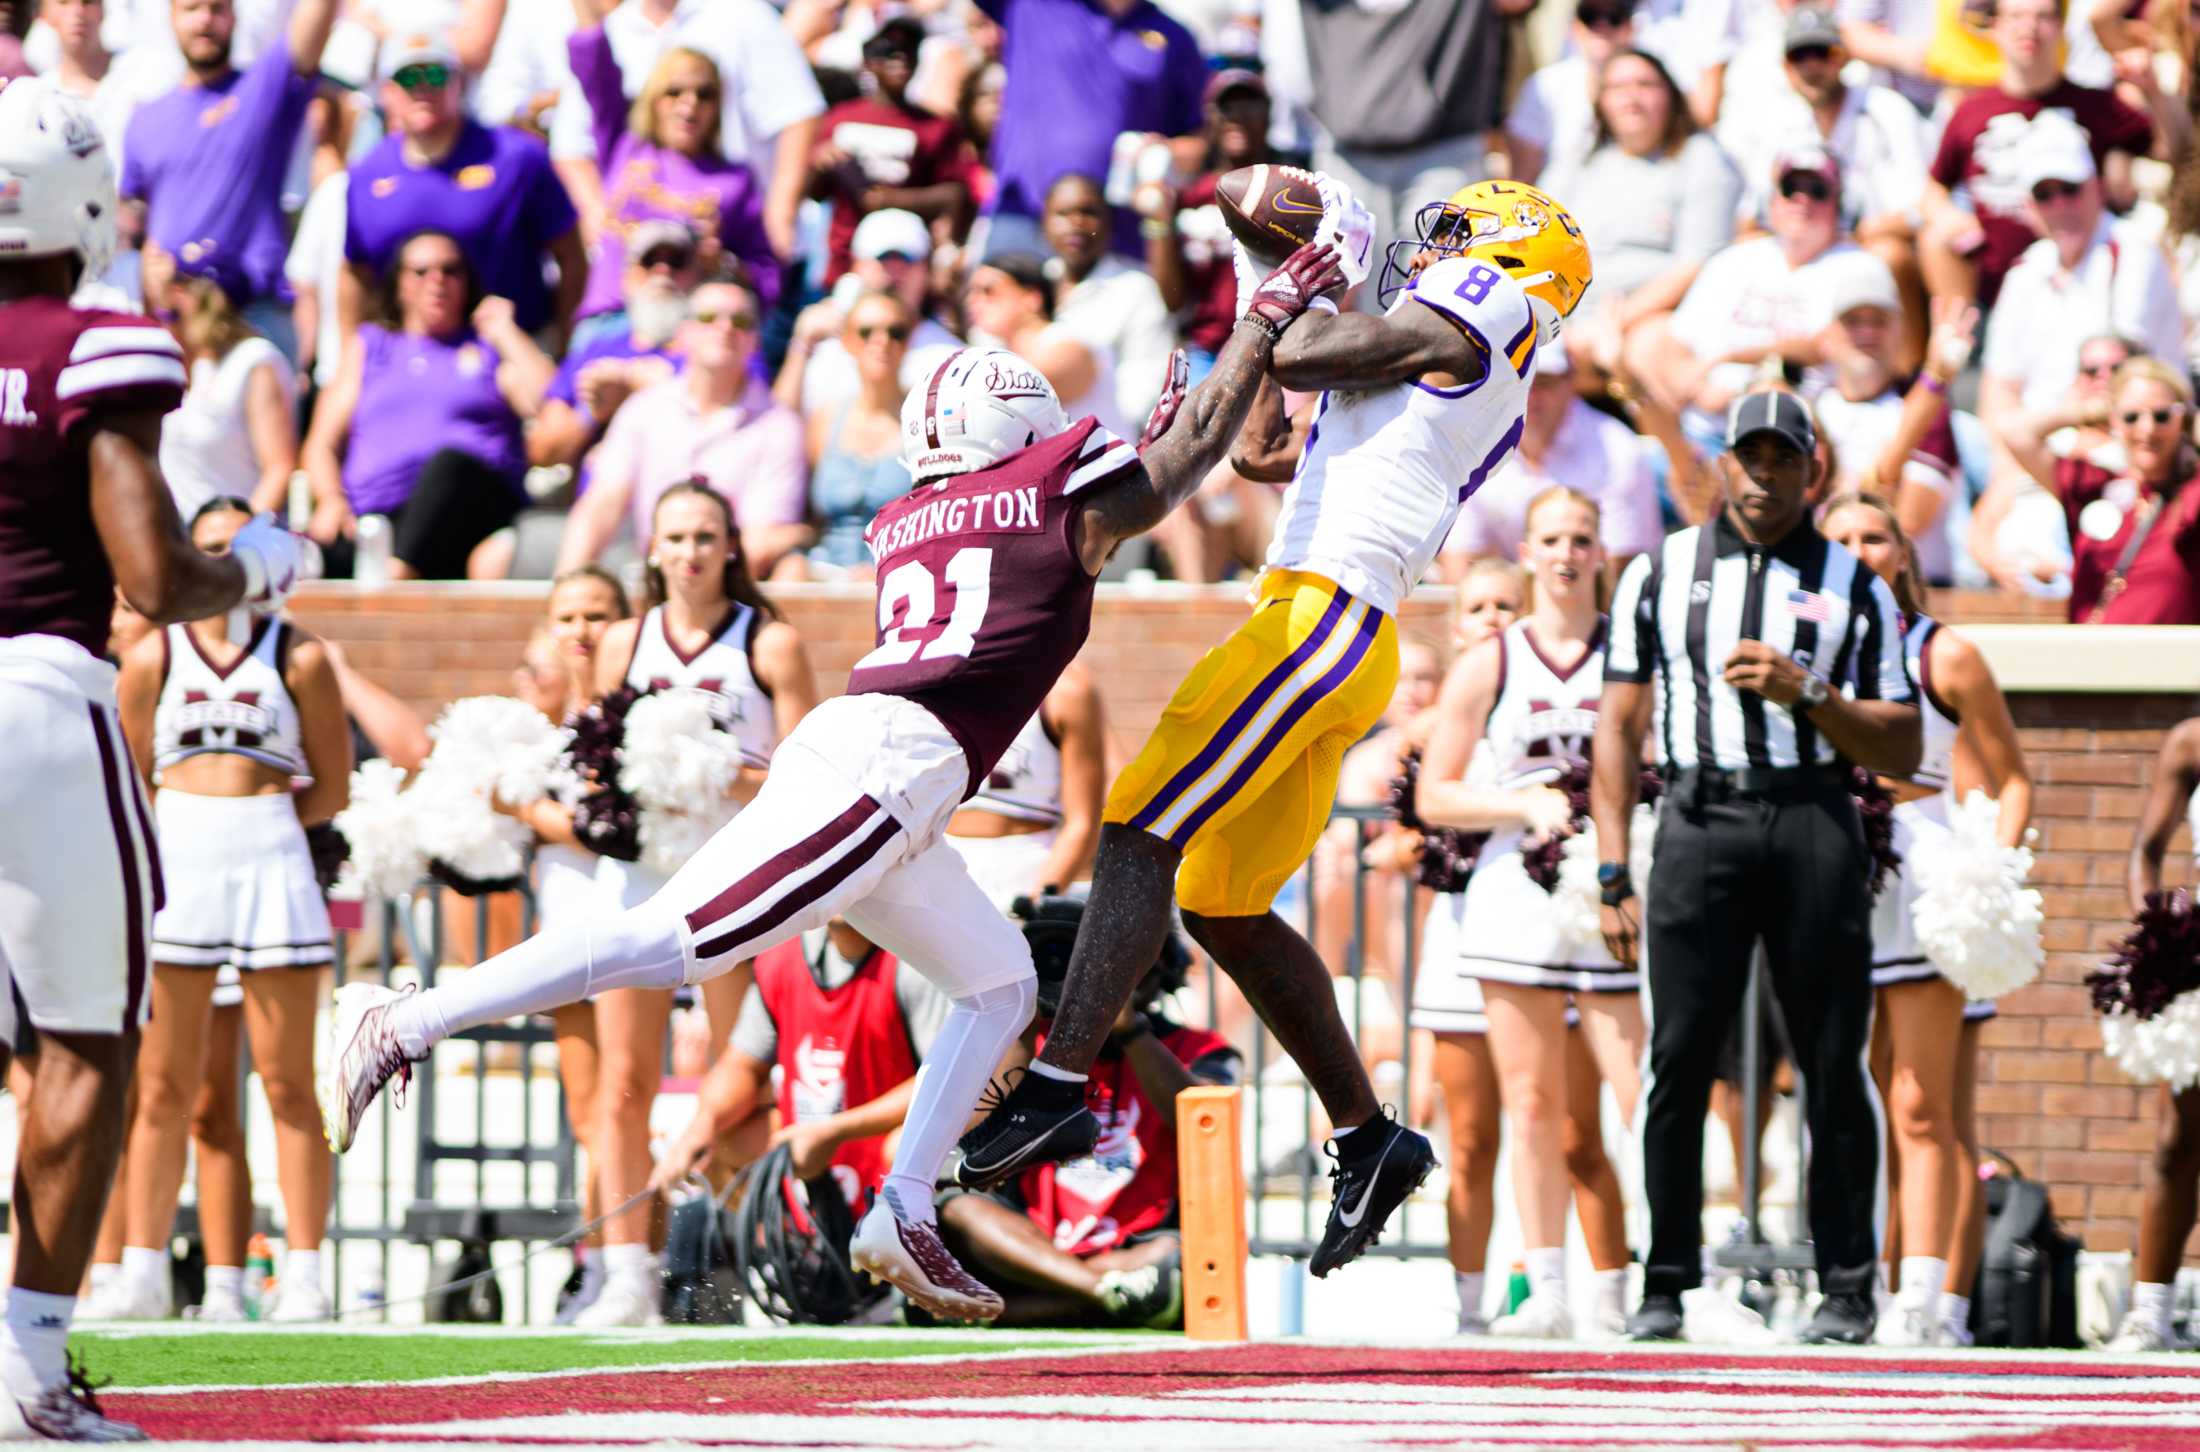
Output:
[1812,259,1972,582]
[158,255,299,521]
[937,912,1237,1328]
[810,17,971,286]
[1546,48,1739,388]
[2058,357,2200,624]
[1138,68,1271,377]
[961,251,1106,432]
[1978,113,2182,475]
[1440,341,1663,578]
[1044,173,1173,436]
[531,221,699,472]
[780,209,963,418]
[303,230,554,579]
[556,272,811,577]
[1643,140,1858,429]
[1505,0,1637,184]
[793,292,914,578]
[1920,0,2152,309]
[564,32,780,337]
[343,33,585,344]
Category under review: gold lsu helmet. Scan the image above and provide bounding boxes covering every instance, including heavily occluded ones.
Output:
[1378,180,1593,345]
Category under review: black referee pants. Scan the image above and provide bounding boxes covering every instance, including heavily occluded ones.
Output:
[1640,786,1881,1301]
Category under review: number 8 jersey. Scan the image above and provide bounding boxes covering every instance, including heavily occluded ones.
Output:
[848,417,1140,798]
[1265,256,1539,615]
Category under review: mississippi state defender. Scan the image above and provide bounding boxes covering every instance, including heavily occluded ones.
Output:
[0,79,303,1439]
[323,242,1347,1321]
[962,179,1596,1281]
[945,661,1106,908]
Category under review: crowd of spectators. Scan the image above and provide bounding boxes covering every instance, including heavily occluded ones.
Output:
[24,0,2200,617]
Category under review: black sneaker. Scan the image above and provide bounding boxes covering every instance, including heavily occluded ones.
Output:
[1801,1291,1877,1345]
[953,1067,1098,1191]
[1627,1292,1685,1341]
[1309,1111,1436,1279]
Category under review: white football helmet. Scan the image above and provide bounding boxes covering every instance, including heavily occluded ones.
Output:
[0,78,119,283]
[901,347,1072,482]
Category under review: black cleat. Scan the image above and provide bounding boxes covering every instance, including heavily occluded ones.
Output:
[1309,1111,1437,1278]
[954,1068,1099,1191]
[1800,1291,1877,1345]
[1627,1292,1685,1341]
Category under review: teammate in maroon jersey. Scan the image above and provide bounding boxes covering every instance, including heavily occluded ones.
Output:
[0,78,306,1440]
[322,241,1347,1320]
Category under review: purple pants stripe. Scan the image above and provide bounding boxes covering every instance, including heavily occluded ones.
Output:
[694,815,901,963]
[684,794,884,940]
[1166,602,1382,849]
[1127,585,1350,837]
[87,703,149,1030]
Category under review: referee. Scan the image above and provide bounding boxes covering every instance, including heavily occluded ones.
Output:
[1591,389,1922,1345]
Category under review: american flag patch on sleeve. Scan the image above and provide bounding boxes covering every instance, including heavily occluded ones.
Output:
[1786,589,1833,623]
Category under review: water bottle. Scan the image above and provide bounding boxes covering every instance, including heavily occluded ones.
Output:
[354,513,393,588]
[243,1235,275,1321]
[1505,1264,1531,1315]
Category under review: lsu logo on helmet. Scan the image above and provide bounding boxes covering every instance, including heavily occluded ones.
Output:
[1378,179,1594,346]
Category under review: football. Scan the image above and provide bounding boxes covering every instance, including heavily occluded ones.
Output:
[1214,164,1326,263]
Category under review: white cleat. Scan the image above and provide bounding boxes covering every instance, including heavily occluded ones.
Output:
[1489,1291,1574,1341]
[267,1277,331,1324]
[1935,1317,1975,1348]
[76,1276,168,1324]
[2108,1312,2187,1352]
[19,1374,149,1442]
[1680,1287,1780,1346]
[850,1200,1003,1324]
[573,1273,662,1328]
[1874,1302,1934,1348]
[320,983,416,1154]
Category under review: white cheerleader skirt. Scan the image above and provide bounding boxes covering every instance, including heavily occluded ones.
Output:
[213,965,242,1009]
[1456,829,1637,994]
[1411,890,1584,1035]
[943,828,1058,911]
[150,791,332,972]
[1870,798,1996,1024]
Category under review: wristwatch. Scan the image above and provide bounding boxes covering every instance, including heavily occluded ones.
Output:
[1797,674,1831,713]
[1597,862,1634,906]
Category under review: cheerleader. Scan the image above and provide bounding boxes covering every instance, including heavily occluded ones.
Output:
[582,482,818,1325]
[1416,488,1641,1341]
[1821,492,2033,1349]
[103,499,354,1322]
[501,567,632,1321]
[945,662,1106,907]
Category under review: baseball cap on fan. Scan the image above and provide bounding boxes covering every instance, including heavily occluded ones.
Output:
[380,30,459,81]
[2017,111,2098,191]
[1772,137,1841,191]
[1823,251,1901,320]
[1205,68,1268,107]
[853,208,932,264]
[1783,4,1843,52]
[1726,389,1816,456]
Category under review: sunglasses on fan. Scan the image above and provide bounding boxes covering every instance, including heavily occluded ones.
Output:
[392,62,452,92]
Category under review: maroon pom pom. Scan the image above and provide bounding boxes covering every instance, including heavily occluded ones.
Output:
[1387,747,1484,893]
[1849,767,1902,899]
[1520,760,1664,895]
[2089,890,2200,1021]
[568,686,642,863]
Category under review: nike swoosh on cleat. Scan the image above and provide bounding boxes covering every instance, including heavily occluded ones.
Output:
[1335,1136,1400,1228]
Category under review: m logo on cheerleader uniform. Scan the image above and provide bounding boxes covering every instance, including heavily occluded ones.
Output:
[174,689,273,751]
[1519,698,1598,771]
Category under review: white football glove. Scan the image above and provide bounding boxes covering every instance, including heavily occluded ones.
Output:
[229,512,308,611]
[1310,173,1376,297]
[1232,238,1270,323]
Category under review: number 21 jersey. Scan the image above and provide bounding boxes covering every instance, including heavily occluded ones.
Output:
[848,417,1139,797]
[1266,256,1538,616]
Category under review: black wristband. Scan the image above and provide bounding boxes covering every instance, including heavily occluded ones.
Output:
[1597,863,1634,906]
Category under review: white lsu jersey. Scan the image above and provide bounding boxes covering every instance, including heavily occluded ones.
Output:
[1482,617,1607,790]
[965,710,1062,826]
[624,603,778,766]
[153,618,311,784]
[1905,614,1960,794]
[1266,256,1539,615]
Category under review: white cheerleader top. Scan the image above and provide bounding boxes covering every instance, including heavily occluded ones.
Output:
[623,602,777,767]
[1482,617,1607,791]
[963,709,1063,827]
[153,618,311,785]
[1905,614,1960,794]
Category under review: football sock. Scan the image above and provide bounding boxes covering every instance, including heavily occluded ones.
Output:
[391,905,688,1057]
[0,1289,74,1393]
[121,1245,165,1292]
[885,976,1040,1227]
[1897,1256,1946,1310]
[1027,1060,1087,1086]
[2133,1281,2175,1337]
[1455,1271,1485,1323]
[285,1247,323,1292]
[1524,1247,1566,1298]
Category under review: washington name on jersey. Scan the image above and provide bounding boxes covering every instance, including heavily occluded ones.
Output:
[849,417,1139,796]
[1265,257,1539,616]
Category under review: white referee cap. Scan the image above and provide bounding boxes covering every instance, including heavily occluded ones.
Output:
[1725,388,1815,455]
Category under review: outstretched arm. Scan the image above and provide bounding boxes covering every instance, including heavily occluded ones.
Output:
[2128,718,2200,911]
[1270,299,1484,392]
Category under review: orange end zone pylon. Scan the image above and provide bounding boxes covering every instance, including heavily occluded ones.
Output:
[1176,1083,1249,1341]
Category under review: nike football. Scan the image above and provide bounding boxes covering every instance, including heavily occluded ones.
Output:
[1215,163,1326,263]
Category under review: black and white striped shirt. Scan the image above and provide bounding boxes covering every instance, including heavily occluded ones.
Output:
[1605,514,1914,771]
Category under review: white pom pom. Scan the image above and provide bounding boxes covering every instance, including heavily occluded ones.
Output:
[425,695,571,808]
[2102,990,2200,1090]
[1553,828,1604,948]
[638,808,721,876]
[1911,790,2043,1001]
[332,759,425,902]
[406,761,532,884]
[620,692,746,814]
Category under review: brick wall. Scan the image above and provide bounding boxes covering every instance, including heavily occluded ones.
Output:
[287,581,2197,1252]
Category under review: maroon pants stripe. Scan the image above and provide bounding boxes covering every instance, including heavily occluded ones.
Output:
[693,815,902,964]
[87,703,149,1030]
[685,794,888,939]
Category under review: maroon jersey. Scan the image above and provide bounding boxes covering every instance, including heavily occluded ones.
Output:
[849,416,1140,796]
[753,936,920,1206]
[0,296,188,656]
[1020,1020,1239,1256]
